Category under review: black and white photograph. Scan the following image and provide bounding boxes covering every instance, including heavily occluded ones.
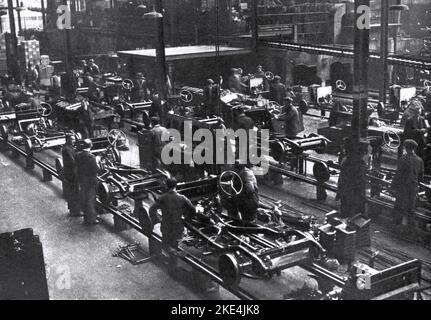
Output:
[0,0,430,304]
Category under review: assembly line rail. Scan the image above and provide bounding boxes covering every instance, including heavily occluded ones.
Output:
[268,159,431,224]
[1,136,426,300]
[0,136,257,300]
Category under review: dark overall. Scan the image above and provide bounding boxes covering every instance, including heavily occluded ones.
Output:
[62,144,80,216]
[150,125,169,169]
[392,153,424,225]
[227,168,259,222]
[270,82,287,106]
[149,190,195,248]
[76,151,99,224]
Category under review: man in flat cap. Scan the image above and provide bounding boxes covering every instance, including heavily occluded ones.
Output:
[391,139,424,227]
[150,116,169,169]
[62,133,81,217]
[269,75,287,106]
[203,78,219,115]
[278,96,303,139]
[76,139,100,225]
[227,68,247,94]
[84,58,100,77]
[403,105,428,159]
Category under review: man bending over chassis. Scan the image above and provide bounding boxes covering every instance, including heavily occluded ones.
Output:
[148,168,258,253]
[149,177,197,250]
[222,163,260,223]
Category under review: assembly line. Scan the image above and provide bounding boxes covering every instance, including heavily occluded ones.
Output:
[1,0,431,302]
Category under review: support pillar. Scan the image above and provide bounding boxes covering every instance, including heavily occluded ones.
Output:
[7,0,21,83]
[380,0,389,105]
[251,0,258,52]
[41,0,46,30]
[338,0,369,218]
[16,1,22,33]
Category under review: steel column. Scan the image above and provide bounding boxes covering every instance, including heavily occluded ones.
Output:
[155,0,167,123]
[251,0,258,51]
[7,0,20,83]
[380,0,389,105]
[352,0,370,143]
[62,0,73,75]
[16,1,22,33]
[41,0,46,30]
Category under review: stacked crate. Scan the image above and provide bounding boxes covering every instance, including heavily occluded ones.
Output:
[319,211,370,264]
[0,228,49,300]
[39,55,55,88]
[348,214,371,248]
[18,40,40,69]
[334,224,356,264]
[0,34,7,73]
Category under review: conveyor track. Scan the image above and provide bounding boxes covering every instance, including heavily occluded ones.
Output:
[1,136,426,300]
[0,136,258,300]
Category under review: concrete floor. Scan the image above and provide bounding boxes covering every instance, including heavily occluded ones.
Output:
[0,150,226,300]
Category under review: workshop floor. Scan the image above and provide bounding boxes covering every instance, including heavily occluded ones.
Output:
[0,150,237,300]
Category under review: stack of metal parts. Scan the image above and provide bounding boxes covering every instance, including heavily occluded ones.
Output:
[112,243,152,265]
[0,229,49,300]
[318,211,371,264]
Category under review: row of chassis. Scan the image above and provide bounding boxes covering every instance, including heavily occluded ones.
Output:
[0,90,426,300]
[0,134,424,300]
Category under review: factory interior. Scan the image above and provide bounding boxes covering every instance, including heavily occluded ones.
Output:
[1,0,431,302]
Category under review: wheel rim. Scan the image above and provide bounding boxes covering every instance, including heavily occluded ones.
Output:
[55,158,64,177]
[313,161,330,182]
[97,182,112,206]
[219,253,241,287]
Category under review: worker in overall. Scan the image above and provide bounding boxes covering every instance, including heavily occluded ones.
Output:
[26,63,39,91]
[149,177,196,271]
[391,139,424,227]
[62,134,81,217]
[79,99,95,139]
[254,65,269,91]
[149,92,162,119]
[75,139,100,225]
[226,162,259,222]
[233,106,255,164]
[84,59,101,77]
[337,139,368,218]
[269,75,287,106]
[87,76,103,103]
[132,73,149,102]
[227,68,247,94]
[203,79,217,116]
[150,116,169,169]
[403,106,428,159]
[278,97,303,139]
